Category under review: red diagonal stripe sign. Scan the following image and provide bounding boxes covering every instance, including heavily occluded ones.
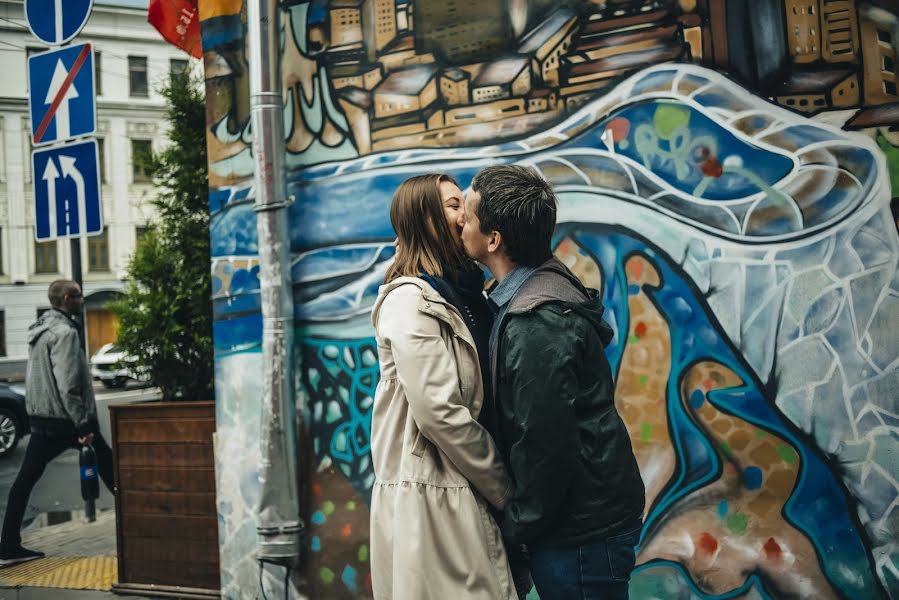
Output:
[34,43,92,144]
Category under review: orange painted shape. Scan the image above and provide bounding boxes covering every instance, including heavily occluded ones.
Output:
[629,259,644,279]
[763,537,782,560]
[312,483,322,496]
[606,117,631,142]
[634,321,648,338]
[701,157,723,177]
[703,379,713,392]
[697,532,718,555]
[342,523,353,538]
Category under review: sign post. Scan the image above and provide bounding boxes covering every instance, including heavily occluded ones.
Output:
[25,0,98,522]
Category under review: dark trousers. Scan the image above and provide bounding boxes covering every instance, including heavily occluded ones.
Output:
[1,432,114,550]
[529,525,642,600]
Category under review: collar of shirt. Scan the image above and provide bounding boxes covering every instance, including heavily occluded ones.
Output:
[488,265,536,312]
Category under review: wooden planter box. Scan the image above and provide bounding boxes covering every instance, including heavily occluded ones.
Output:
[109,400,220,598]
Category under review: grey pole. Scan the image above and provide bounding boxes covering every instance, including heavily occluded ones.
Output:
[70,237,94,523]
[247,0,303,565]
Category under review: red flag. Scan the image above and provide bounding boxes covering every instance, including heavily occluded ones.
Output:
[148,0,202,59]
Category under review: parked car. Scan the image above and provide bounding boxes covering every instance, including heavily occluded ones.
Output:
[0,382,29,458]
[90,343,146,388]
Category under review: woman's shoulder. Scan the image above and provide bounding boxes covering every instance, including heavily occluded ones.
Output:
[374,278,427,327]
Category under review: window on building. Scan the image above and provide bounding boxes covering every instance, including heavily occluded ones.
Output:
[132,139,153,182]
[135,225,150,247]
[885,80,898,96]
[809,4,814,14]
[34,239,58,274]
[88,227,110,272]
[95,51,102,95]
[878,29,892,45]
[97,137,106,183]
[129,56,149,97]
[799,98,808,106]
[170,58,189,80]
[787,98,796,105]
[0,310,5,357]
[884,55,896,74]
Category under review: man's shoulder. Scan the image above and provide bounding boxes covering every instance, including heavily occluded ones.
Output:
[42,317,77,344]
[502,304,585,343]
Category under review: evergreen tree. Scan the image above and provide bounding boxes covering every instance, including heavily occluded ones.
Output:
[110,70,214,401]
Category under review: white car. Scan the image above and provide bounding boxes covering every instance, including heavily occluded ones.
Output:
[90,343,146,388]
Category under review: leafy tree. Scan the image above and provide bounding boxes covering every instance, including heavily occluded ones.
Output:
[110,70,214,400]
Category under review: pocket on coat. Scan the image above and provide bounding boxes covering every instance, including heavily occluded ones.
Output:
[410,429,427,457]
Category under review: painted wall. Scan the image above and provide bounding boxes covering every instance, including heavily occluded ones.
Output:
[199,1,898,598]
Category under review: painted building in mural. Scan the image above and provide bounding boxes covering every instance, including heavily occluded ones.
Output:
[198,0,898,598]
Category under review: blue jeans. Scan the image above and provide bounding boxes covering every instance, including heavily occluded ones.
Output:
[529,525,641,600]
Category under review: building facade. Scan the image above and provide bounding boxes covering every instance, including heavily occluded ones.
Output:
[859,3,899,104]
[413,0,514,64]
[0,0,192,371]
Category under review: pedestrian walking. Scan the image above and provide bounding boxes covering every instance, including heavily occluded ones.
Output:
[0,280,115,566]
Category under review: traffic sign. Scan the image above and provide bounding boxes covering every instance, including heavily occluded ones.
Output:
[28,43,96,146]
[25,0,94,46]
[32,139,103,241]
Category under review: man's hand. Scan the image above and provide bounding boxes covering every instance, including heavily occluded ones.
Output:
[78,433,94,446]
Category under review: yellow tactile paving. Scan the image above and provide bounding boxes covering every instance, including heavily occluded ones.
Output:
[0,556,117,590]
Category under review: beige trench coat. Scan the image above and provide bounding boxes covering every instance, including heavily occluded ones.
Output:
[370,277,516,600]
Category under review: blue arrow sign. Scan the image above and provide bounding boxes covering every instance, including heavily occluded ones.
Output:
[25,0,93,46]
[28,43,96,146]
[32,139,103,241]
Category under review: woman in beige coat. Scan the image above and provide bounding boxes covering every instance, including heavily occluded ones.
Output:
[370,174,517,600]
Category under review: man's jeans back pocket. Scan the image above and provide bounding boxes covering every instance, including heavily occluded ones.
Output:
[605,527,641,581]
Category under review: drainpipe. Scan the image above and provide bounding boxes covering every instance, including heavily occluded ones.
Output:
[247,0,303,564]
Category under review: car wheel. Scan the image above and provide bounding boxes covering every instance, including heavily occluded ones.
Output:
[0,408,21,458]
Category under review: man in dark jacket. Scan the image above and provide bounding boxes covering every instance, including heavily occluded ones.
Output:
[459,165,645,600]
[0,280,115,566]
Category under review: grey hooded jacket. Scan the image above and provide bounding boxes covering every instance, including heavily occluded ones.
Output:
[26,309,98,437]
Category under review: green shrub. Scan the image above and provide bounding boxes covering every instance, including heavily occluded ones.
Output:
[110,70,213,400]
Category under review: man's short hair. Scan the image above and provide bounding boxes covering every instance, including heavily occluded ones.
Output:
[471,165,557,267]
[48,280,78,308]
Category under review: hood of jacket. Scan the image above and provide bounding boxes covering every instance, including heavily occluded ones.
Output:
[506,258,614,346]
[28,309,76,346]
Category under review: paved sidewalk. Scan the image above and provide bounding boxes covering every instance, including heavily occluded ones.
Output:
[0,511,153,599]
[19,510,116,556]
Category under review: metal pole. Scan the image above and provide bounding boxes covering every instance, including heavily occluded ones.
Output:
[247,0,303,564]
[70,239,93,522]
[69,238,86,347]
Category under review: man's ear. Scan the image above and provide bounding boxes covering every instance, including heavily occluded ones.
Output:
[487,230,503,254]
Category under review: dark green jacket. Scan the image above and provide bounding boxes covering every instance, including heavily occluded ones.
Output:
[490,259,645,548]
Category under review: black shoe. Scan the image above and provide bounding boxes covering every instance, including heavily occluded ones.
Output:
[0,545,45,567]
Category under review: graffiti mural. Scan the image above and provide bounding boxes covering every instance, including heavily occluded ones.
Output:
[200,0,899,598]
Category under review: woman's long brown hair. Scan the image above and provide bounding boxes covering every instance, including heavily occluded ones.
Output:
[385,173,464,284]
